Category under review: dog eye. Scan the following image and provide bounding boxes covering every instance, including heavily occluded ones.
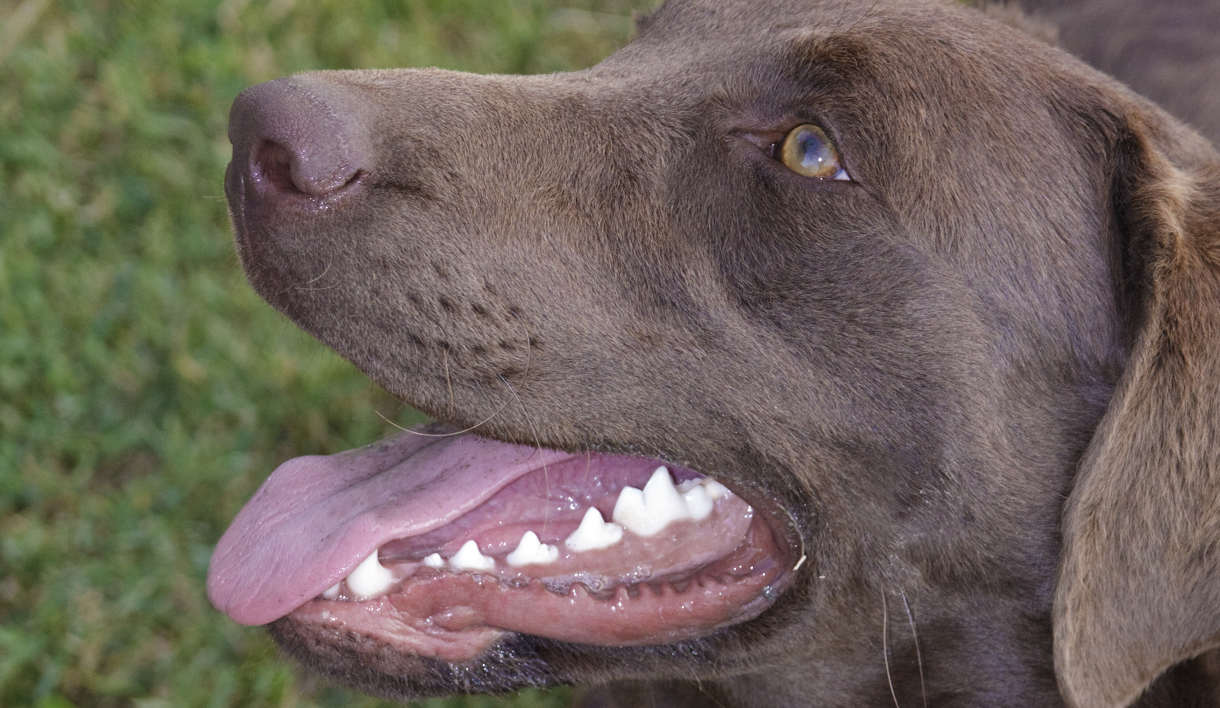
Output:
[778,124,849,181]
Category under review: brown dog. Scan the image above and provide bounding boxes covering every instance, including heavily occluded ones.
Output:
[209,0,1220,705]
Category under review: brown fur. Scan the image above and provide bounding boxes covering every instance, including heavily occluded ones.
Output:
[222,0,1220,705]
[1054,117,1220,706]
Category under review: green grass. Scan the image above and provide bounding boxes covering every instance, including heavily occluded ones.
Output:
[0,0,652,705]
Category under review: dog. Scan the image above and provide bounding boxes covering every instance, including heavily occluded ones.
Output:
[209,0,1220,705]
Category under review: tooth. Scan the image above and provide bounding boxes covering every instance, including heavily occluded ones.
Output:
[643,466,690,525]
[322,582,341,600]
[611,485,648,532]
[683,484,714,520]
[679,477,731,500]
[448,540,496,572]
[704,479,730,500]
[612,485,648,531]
[564,507,624,552]
[613,467,691,536]
[345,550,394,599]
[422,553,445,569]
[506,530,560,567]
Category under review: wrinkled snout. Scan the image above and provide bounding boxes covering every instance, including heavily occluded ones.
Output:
[225,77,369,212]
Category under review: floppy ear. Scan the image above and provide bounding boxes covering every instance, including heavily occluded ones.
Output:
[1054,113,1220,707]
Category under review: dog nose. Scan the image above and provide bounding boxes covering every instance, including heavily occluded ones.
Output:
[228,77,368,200]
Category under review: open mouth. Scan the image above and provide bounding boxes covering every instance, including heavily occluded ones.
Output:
[207,424,796,662]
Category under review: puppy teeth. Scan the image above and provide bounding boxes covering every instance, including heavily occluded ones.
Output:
[345,550,394,599]
[683,484,714,520]
[564,507,624,552]
[321,582,341,600]
[703,479,730,500]
[678,477,731,502]
[642,466,689,526]
[614,466,690,536]
[449,540,496,572]
[422,552,445,569]
[611,485,648,532]
[506,530,560,567]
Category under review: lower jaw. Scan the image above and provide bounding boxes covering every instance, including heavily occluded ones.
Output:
[287,516,789,662]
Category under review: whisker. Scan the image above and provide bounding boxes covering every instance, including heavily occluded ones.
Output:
[495,318,555,521]
[376,399,511,438]
[882,590,900,708]
[378,310,537,440]
[496,372,552,523]
[443,347,455,410]
[302,261,332,286]
[271,261,340,296]
[901,589,927,708]
[289,282,342,292]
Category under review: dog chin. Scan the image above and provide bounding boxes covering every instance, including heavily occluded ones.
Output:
[267,619,562,699]
[267,594,754,700]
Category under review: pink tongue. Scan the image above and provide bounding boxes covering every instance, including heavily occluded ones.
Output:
[207,430,576,626]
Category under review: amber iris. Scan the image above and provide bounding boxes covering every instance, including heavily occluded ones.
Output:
[779,124,848,180]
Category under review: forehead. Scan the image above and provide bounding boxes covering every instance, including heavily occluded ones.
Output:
[635,0,964,42]
[601,0,1092,133]
[619,0,1058,70]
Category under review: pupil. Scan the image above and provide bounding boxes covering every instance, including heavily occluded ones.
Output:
[801,132,826,168]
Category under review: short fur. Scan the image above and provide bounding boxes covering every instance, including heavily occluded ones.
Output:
[223,0,1220,705]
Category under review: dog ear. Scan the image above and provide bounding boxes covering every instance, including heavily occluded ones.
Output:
[1054,111,1220,707]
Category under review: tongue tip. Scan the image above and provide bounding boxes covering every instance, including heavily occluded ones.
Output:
[207,531,372,627]
[206,577,265,626]
[207,571,311,626]
[206,560,277,626]
[206,524,336,627]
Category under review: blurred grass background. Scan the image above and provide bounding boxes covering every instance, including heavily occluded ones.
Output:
[0,0,652,705]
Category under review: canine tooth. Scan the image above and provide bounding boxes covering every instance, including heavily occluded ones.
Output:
[422,553,445,569]
[449,540,496,572]
[683,484,714,520]
[644,467,687,515]
[346,550,394,599]
[322,582,341,600]
[564,507,624,552]
[506,530,559,567]
[614,467,691,536]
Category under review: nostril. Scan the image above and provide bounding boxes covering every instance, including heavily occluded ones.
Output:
[253,140,299,194]
[252,139,364,198]
[229,77,370,203]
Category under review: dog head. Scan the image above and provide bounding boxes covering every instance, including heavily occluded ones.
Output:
[211,1,1220,704]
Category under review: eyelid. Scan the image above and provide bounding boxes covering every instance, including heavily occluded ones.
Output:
[732,125,845,158]
[733,129,788,153]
